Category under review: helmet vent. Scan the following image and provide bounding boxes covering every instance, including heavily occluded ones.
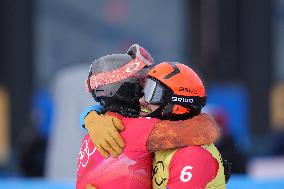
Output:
[163,63,180,79]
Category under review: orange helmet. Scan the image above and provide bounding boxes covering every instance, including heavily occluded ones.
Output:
[143,62,206,120]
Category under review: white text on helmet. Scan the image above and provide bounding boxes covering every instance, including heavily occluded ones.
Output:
[172,97,194,103]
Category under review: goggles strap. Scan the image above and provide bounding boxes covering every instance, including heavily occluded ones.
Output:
[88,58,146,90]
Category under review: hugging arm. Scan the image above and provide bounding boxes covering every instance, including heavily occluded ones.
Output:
[82,108,220,156]
[146,113,220,151]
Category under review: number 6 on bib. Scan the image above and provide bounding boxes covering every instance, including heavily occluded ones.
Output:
[180,166,193,182]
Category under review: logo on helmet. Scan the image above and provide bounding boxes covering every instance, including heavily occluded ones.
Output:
[172,97,194,103]
[179,87,198,95]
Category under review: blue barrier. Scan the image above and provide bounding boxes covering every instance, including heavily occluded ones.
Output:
[0,175,284,189]
[227,175,284,189]
[0,178,74,189]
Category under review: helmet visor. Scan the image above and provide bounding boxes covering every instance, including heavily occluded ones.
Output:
[143,78,164,104]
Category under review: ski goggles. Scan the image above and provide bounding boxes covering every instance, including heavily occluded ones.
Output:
[87,44,154,90]
[88,59,147,90]
[127,44,154,67]
[143,77,207,107]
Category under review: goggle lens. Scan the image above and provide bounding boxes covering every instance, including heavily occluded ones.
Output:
[143,78,164,104]
[127,44,153,67]
[139,46,154,64]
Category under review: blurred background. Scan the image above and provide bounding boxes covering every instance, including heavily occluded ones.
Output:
[0,0,284,188]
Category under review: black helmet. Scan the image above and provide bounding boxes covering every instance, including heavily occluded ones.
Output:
[86,44,154,117]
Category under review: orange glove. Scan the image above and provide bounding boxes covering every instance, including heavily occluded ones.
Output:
[85,111,125,158]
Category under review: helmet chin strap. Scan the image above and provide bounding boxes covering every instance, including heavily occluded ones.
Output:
[146,103,201,121]
[146,106,164,119]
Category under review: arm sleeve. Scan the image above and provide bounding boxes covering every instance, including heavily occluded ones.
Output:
[146,113,220,151]
[79,104,104,128]
[167,147,218,189]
